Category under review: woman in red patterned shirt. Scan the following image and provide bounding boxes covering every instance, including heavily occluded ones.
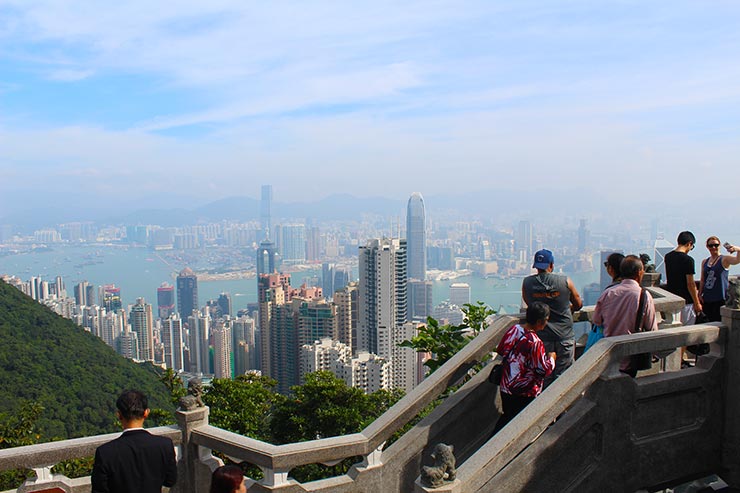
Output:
[493,301,556,433]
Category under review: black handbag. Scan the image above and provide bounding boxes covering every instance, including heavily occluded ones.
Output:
[488,363,503,385]
[630,288,653,371]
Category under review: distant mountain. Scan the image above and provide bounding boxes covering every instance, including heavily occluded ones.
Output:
[0,280,173,440]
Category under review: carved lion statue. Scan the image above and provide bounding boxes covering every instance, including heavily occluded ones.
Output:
[727,278,740,310]
[420,443,456,488]
[179,377,204,411]
[639,253,656,273]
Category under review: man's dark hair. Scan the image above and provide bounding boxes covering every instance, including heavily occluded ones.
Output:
[606,252,625,274]
[620,255,644,280]
[116,390,149,420]
[526,301,550,325]
[677,231,696,246]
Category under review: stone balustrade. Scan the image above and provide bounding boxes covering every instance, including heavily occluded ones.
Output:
[4,289,735,493]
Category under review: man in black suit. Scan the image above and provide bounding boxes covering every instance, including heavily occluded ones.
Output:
[91,390,177,493]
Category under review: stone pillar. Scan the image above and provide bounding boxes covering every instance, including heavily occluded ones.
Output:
[174,406,218,493]
[721,305,740,487]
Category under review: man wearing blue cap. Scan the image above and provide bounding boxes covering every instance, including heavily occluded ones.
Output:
[522,249,583,386]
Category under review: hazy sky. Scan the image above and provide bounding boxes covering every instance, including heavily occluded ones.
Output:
[2,1,740,213]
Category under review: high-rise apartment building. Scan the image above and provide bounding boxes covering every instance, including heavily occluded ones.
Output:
[102,285,122,313]
[298,299,337,350]
[188,311,210,375]
[358,238,408,357]
[176,268,198,320]
[130,297,154,361]
[74,281,92,306]
[157,282,175,319]
[334,282,358,351]
[306,226,321,261]
[161,315,185,371]
[406,192,427,281]
[257,273,292,378]
[212,321,233,379]
[299,339,390,393]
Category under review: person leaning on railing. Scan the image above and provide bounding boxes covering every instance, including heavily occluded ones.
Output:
[592,256,658,377]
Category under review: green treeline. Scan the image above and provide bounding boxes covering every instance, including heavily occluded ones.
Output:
[0,279,173,440]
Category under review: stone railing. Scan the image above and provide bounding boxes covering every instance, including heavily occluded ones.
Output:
[0,426,181,493]
[415,305,740,492]
[1,286,716,493]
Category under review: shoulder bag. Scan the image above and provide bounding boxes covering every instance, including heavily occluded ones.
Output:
[630,288,653,371]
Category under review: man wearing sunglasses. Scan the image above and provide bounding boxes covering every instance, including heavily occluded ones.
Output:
[664,231,702,325]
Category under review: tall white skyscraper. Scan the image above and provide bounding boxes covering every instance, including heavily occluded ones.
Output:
[406,192,427,281]
[188,311,210,375]
[212,322,232,379]
[130,298,154,362]
[162,315,185,371]
[358,238,408,357]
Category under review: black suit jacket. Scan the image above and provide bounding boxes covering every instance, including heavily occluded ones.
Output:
[91,429,177,493]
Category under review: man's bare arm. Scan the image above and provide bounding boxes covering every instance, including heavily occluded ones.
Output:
[567,277,583,311]
[687,274,702,313]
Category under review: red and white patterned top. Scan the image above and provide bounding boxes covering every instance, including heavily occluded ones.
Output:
[497,324,555,397]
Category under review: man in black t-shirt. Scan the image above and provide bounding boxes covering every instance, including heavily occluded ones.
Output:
[664,231,702,325]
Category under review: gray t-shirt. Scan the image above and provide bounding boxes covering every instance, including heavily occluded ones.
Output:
[522,272,573,340]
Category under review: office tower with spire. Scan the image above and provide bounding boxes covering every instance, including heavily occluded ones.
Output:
[260,184,273,240]
[176,268,198,319]
[406,192,427,281]
[157,282,175,319]
[130,297,154,361]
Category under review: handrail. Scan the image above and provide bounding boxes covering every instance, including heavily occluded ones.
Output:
[457,323,722,492]
[0,426,181,472]
[190,315,519,470]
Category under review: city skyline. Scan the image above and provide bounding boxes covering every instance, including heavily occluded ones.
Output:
[2,2,740,217]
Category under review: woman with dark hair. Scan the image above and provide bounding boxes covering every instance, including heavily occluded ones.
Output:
[700,236,740,322]
[210,465,246,493]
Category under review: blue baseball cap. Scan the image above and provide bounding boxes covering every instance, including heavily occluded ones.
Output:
[533,249,554,269]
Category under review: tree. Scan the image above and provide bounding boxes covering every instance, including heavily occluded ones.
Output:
[270,371,368,444]
[203,374,282,442]
[399,301,496,373]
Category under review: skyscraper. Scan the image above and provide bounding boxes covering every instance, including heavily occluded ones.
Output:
[358,238,408,357]
[406,192,427,281]
[408,280,433,321]
[449,283,471,307]
[188,311,210,375]
[130,297,154,362]
[102,285,122,313]
[157,282,175,319]
[217,292,232,317]
[256,239,280,276]
[161,314,185,371]
[260,184,273,240]
[176,268,198,319]
[278,224,306,264]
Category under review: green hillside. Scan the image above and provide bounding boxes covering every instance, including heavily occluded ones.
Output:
[0,279,174,440]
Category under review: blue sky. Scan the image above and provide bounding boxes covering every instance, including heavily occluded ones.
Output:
[1,1,740,213]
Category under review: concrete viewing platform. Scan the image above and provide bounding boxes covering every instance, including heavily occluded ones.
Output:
[3,282,740,492]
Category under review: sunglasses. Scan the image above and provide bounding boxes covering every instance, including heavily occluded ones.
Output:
[708,243,720,248]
